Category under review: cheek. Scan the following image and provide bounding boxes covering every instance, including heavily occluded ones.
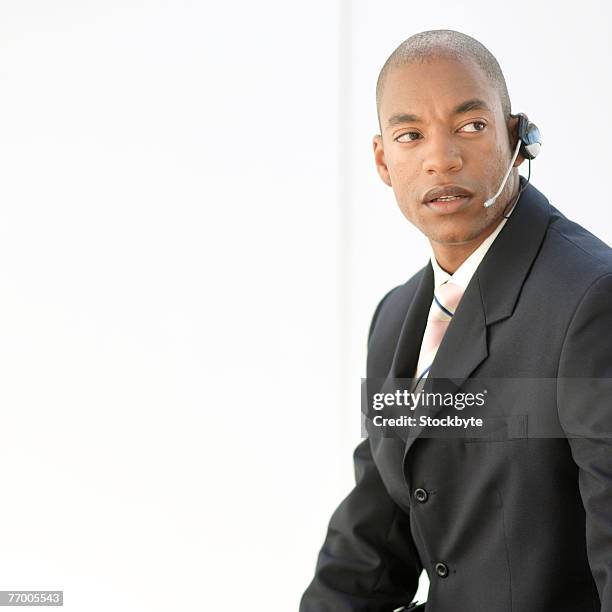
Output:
[391,176,420,218]
[487,137,510,173]
[388,158,419,197]
[467,145,507,196]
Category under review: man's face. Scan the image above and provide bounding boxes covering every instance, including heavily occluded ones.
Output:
[373,55,521,246]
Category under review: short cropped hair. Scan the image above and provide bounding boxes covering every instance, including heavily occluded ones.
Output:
[376,30,512,129]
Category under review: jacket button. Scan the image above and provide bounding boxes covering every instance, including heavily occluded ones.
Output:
[435,562,449,578]
[413,488,429,503]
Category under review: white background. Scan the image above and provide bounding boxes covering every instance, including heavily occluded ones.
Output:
[0,1,610,610]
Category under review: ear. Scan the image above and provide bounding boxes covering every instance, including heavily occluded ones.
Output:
[508,114,526,167]
[372,134,392,187]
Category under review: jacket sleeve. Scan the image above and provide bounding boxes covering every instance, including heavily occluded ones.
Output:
[557,272,612,611]
[300,290,422,612]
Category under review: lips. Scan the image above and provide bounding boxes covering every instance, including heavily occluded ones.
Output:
[423,184,473,204]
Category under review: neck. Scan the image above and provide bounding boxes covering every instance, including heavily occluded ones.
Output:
[430,175,520,274]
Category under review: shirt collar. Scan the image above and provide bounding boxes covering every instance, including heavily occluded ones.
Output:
[429,199,518,290]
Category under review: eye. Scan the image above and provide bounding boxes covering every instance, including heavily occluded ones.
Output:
[395,131,422,143]
[460,120,487,133]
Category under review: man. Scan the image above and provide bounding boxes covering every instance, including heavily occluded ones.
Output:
[300,30,612,611]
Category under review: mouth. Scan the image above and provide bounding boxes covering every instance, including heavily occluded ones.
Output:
[422,184,474,214]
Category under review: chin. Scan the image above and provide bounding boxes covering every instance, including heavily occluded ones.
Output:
[426,224,474,245]
[433,234,472,246]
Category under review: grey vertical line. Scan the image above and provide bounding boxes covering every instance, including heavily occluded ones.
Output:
[337,0,352,437]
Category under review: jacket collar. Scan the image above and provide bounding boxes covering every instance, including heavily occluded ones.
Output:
[478,179,551,326]
[383,179,552,453]
[390,178,552,390]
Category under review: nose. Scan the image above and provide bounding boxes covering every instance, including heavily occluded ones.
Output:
[421,131,463,175]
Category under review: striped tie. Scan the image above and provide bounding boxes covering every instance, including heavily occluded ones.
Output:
[413,280,465,391]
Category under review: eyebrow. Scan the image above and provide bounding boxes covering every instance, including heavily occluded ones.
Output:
[386,98,492,128]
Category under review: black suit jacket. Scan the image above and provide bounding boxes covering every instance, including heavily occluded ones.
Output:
[300,180,612,611]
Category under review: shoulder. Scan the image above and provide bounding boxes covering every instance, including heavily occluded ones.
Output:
[542,204,612,279]
[524,198,612,314]
[367,264,428,345]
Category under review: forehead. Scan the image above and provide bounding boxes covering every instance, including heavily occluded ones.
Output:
[380,55,501,122]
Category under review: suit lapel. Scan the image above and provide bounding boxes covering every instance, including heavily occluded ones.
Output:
[477,180,552,326]
[427,274,488,387]
[388,261,434,380]
[368,265,432,446]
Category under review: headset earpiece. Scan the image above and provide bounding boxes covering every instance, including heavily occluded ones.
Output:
[484,112,541,208]
[514,112,542,160]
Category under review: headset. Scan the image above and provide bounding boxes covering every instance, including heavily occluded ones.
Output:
[483,112,542,210]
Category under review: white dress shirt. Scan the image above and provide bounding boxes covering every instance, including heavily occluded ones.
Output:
[414,199,518,381]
